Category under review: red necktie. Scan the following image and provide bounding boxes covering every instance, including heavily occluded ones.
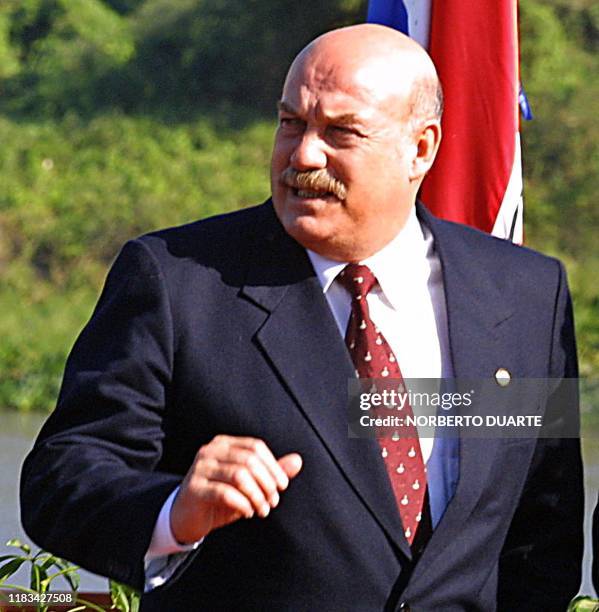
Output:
[338,263,427,545]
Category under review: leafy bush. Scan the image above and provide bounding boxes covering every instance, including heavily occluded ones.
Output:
[0,113,273,411]
[2,0,135,115]
[568,596,599,612]
[0,0,596,413]
[0,113,272,283]
[0,538,140,611]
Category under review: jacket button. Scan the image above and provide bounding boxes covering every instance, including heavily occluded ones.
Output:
[398,603,411,612]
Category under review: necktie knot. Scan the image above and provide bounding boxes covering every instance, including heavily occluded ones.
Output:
[338,263,377,299]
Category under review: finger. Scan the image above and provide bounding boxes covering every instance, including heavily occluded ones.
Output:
[202,459,272,518]
[207,436,290,492]
[244,439,291,491]
[235,450,281,507]
[201,447,280,506]
[278,453,303,480]
[170,479,254,543]
[199,481,256,519]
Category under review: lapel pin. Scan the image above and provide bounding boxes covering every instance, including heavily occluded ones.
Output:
[494,368,511,387]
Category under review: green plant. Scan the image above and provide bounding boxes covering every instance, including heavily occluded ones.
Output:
[109,581,139,612]
[568,596,599,612]
[0,538,85,611]
[0,539,140,611]
[0,112,274,412]
[0,0,595,416]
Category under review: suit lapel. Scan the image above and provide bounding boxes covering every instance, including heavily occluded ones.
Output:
[238,201,522,568]
[407,205,517,583]
[240,203,411,558]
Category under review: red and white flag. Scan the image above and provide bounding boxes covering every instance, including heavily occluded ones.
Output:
[368,0,526,242]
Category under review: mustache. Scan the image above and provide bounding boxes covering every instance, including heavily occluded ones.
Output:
[281,168,347,201]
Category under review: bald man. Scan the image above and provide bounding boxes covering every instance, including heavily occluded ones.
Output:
[21,25,583,611]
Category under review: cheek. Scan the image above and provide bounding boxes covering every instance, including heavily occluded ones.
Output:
[340,161,379,202]
[271,140,285,169]
[272,130,299,161]
[270,142,290,193]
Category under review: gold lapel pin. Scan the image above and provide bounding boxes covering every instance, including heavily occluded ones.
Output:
[494,368,511,387]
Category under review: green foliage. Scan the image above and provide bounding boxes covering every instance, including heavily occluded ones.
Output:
[2,0,134,115]
[101,0,145,15]
[130,0,365,114]
[0,11,20,78]
[109,580,140,612]
[0,286,97,412]
[568,596,599,612]
[0,538,84,612]
[0,114,273,410]
[0,539,141,611]
[519,0,599,380]
[0,0,366,118]
[0,113,272,280]
[0,0,596,413]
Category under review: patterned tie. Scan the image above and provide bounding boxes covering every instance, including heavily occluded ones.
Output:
[338,263,427,545]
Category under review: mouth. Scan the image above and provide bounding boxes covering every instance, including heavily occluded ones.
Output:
[291,188,337,200]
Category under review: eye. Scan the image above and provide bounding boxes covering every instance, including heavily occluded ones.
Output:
[327,125,361,143]
[279,116,305,129]
[330,125,354,134]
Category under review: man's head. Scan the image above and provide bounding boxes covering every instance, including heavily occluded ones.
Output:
[270,24,442,261]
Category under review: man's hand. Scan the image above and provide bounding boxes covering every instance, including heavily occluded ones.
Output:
[170,435,303,544]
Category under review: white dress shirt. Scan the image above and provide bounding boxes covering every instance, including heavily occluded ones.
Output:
[145,206,456,588]
[307,206,453,461]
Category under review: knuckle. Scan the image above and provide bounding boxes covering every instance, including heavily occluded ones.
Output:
[196,456,214,474]
[252,439,267,452]
[244,453,259,470]
[197,444,211,459]
[212,485,230,505]
[232,466,249,486]
[188,474,206,494]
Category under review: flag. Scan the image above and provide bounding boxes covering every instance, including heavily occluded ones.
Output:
[367,0,525,242]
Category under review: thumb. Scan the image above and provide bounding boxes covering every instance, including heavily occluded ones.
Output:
[278,453,303,480]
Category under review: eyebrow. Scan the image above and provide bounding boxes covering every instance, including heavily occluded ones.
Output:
[277,100,363,127]
[326,113,363,126]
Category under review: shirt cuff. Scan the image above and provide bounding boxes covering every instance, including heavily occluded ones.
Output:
[145,486,203,560]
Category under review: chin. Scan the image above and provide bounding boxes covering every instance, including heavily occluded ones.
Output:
[273,194,355,259]
[279,215,340,255]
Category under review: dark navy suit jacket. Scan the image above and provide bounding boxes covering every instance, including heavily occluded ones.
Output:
[21,201,583,611]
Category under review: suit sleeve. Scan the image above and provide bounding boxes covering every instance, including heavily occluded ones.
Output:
[497,262,584,610]
[20,239,183,591]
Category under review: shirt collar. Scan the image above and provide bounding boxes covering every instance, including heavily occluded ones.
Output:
[307,207,432,311]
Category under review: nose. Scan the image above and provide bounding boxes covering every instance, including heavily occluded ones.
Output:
[289,129,327,171]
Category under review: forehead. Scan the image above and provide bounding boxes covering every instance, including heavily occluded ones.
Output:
[281,54,409,122]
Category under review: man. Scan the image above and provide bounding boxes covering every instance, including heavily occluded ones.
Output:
[20,24,583,610]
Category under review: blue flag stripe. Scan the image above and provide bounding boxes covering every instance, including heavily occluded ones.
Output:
[518,83,533,120]
[367,0,409,35]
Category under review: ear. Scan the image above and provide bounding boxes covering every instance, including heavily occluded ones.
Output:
[408,120,442,181]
